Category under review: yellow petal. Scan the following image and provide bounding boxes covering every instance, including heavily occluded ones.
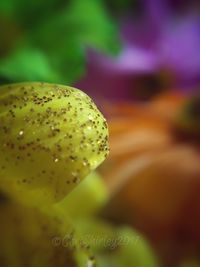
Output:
[0,82,109,203]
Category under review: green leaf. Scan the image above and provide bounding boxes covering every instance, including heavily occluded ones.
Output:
[32,0,121,54]
[0,46,59,82]
[0,0,121,84]
[28,0,121,83]
[0,0,16,15]
[66,0,121,54]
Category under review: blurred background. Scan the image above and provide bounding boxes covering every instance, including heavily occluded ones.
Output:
[0,0,200,267]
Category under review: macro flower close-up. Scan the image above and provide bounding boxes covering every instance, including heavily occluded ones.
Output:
[0,0,199,267]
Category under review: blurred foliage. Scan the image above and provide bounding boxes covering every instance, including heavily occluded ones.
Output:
[0,0,121,85]
[75,219,159,267]
[104,0,138,15]
[179,259,200,267]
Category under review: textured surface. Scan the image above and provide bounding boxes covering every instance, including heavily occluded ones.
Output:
[0,82,109,202]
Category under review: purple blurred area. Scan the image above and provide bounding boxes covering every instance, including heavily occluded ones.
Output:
[76,0,200,102]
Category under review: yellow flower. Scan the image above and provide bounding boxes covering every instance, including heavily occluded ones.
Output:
[0,82,109,203]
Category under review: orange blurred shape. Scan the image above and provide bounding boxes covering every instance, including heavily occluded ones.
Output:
[101,92,200,265]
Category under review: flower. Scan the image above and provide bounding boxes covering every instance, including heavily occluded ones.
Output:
[76,0,200,101]
[0,82,109,203]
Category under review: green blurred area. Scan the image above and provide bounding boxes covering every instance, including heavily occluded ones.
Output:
[0,0,121,85]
